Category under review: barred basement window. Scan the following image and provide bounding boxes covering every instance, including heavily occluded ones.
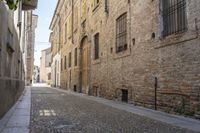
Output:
[69,52,71,68]
[116,13,127,53]
[74,48,78,66]
[94,33,99,60]
[64,56,67,69]
[161,0,187,37]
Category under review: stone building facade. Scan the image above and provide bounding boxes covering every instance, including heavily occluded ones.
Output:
[33,65,40,83]
[40,47,51,84]
[0,0,38,118]
[50,0,200,117]
[49,11,61,87]
[24,12,38,86]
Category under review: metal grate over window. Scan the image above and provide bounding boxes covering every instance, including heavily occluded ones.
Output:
[61,58,63,71]
[74,48,78,66]
[116,13,127,53]
[69,52,71,68]
[64,56,67,69]
[161,0,187,37]
[94,33,99,60]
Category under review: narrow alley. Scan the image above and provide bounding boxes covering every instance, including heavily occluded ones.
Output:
[30,86,200,133]
[1,0,200,132]
[2,85,200,133]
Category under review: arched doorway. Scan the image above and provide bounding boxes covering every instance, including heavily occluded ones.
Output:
[80,37,91,94]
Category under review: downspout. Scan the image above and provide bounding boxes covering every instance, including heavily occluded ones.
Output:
[155,77,158,110]
[72,0,74,44]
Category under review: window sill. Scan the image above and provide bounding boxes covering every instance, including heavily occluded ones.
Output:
[113,48,131,60]
[92,58,101,65]
[155,30,198,49]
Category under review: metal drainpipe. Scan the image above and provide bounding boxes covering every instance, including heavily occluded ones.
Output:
[155,77,158,110]
[72,0,74,44]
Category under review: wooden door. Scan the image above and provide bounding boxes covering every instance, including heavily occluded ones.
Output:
[81,38,90,94]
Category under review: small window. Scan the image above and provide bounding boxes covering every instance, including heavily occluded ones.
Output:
[69,52,71,68]
[61,58,63,71]
[161,0,187,37]
[48,73,51,80]
[121,89,128,102]
[94,33,99,60]
[64,56,67,69]
[74,48,78,66]
[116,13,127,53]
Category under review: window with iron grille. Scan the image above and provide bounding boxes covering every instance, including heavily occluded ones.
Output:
[161,0,187,37]
[94,33,99,59]
[61,58,63,71]
[74,48,78,66]
[69,52,71,68]
[116,13,127,53]
[64,56,67,69]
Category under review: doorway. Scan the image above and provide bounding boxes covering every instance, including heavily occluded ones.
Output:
[80,37,91,94]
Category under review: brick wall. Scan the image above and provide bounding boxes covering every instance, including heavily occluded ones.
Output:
[52,0,200,117]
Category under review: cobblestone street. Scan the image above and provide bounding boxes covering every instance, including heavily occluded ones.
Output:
[30,87,197,133]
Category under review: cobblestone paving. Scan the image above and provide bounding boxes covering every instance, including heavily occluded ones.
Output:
[30,87,196,133]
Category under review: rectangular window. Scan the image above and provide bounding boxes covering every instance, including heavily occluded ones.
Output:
[161,0,187,37]
[94,33,99,59]
[69,52,71,68]
[65,22,67,42]
[74,48,78,66]
[61,58,63,71]
[116,13,127,53]
[64,56,67,69]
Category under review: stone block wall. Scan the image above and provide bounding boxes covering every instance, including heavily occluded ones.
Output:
[0,2,25,118]
[0,79,24,118]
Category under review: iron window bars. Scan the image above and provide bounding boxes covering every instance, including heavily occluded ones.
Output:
[161,0,187,37]
[116,13,127,53]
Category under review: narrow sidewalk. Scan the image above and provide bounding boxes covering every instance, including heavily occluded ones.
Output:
[0,87,31,133]
[52,87,200,132]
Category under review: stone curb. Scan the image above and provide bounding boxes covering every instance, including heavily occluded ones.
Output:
[0,87,31,133]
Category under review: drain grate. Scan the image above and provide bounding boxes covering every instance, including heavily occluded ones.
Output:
[52,120,73,129]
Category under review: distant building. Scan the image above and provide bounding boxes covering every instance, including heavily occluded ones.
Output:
[33,66,40,83]
[40,47,51,84]
[24,12,38,86]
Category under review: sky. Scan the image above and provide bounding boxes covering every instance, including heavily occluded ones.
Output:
[33,0,57,67]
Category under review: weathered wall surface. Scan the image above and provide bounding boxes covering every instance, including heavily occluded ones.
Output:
[0,2,25,118]
[51,0,200,117]
[0,79,24,118]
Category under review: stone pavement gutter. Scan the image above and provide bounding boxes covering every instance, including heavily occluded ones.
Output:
[0,87,31,133]
[52,87,200,132]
